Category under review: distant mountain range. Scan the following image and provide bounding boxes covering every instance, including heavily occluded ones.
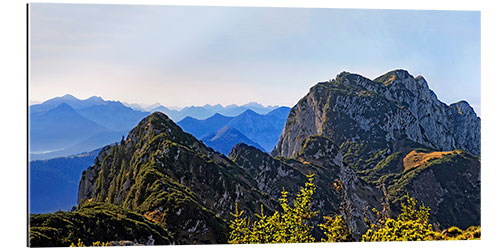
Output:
[29,95,149,160]
[30,94,107,113]
[30,94,286,160]
[178,107,291,153]
[143,102,281,121]
[202,126,265,155]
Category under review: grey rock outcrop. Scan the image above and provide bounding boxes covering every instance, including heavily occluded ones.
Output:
[272,70,480,159]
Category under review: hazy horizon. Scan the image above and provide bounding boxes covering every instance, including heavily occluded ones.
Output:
[30,93,285,110]
[29,4,480,114]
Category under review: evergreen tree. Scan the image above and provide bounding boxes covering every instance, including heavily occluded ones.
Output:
[362,194,435,241]
[228,174,318,244]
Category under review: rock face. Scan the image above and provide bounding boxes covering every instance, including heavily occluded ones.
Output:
[297,136,383,238]
[228,143,306,200]
[273,70,480,159]
[272,70,480,231]
[78,112,276,244]
[229,136,382,239]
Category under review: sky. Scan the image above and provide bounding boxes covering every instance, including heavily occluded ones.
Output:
[29,3,481,114]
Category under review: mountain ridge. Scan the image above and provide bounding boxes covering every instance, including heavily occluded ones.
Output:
[273,69,480,158]
[147,103,284,121]
[202,126,265,155]
[29,97,150,160]
[178,106,291,152]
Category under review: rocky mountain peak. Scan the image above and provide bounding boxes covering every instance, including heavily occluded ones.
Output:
[273,69,480,159]
[449,100,476,116]
[61,94,78,99]
[374,69,411,85]
[125,112,199,151]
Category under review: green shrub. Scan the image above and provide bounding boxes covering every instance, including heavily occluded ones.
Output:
[228,174,318,243]
[362,194,434,241]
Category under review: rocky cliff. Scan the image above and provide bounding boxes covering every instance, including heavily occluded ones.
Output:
[272,70,480,159]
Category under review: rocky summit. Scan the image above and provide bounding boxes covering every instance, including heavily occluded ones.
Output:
[273,69,480,159]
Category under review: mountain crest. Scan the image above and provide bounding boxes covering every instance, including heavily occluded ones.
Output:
[125,112,198,150]
[273,69,480,158]
[61,94,79,100]
[86,96,105,102]
[373,69,411,85]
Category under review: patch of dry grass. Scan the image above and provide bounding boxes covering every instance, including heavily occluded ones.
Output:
[403,150,459,171]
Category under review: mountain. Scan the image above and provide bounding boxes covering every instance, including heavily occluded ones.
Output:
[178,107,291,152]
[203,102,280,117]
[178,113,233,138]
[29,95,150,160]
[273,70,480,158]
[29,94,107,114]
[226,107,291,151]
[202,126,265,155]
[272,69,480,231]
[202,104,225,113]
[76,101,150,131]
[76,112,277,244]
[147,103,283,122]
[29,103,108,154]
[122,101,148,111]
[29,149,100,213]
[242,102,279,114]
[147,105,213,121]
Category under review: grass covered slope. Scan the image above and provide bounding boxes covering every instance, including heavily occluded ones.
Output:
[29,202,173,247]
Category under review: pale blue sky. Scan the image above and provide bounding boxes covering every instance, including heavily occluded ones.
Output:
[29,4,480,114]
